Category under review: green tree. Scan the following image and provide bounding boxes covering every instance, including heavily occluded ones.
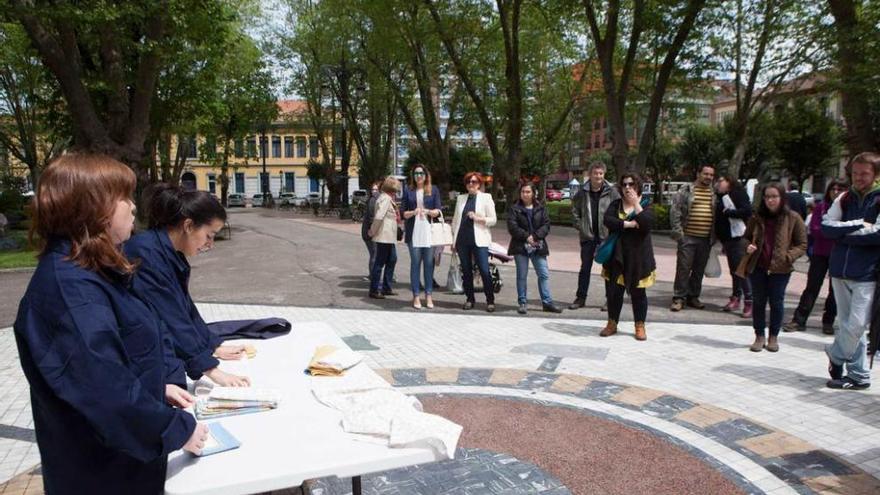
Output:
[677,123,726,177]
[0,22,67,187]
[4,0,240,184]
[198,36,277,207]
[772,100,841,186]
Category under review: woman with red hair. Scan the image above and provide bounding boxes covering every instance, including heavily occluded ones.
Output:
[451,172,497,311]
[14,153,206,494]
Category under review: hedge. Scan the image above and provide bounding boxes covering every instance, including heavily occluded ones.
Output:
[545,200,573,224]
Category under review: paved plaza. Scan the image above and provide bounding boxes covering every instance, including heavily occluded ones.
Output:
[1,210,877,494]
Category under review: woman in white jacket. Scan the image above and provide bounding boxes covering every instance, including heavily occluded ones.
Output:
[368,177,402,299]
[451,172,497,311]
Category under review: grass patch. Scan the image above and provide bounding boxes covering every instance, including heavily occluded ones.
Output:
[0,249,38,269]
[0,229,37,269]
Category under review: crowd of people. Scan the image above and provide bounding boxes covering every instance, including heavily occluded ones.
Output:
[11,150,878,493]
[363,154,880,388]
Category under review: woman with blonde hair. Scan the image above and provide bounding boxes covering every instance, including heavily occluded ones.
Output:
[14,153,206,494]
[368,176,402,299]
[451,172,497,311]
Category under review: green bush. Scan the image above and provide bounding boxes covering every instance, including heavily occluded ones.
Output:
[545,200,573,225]
[652,203,671,230]
[0,190,26,216]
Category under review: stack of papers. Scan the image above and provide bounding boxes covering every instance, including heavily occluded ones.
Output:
[307,345,363,376]
[195,387,281,419]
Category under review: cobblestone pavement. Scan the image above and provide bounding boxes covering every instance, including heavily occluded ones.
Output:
[2,303,878,494]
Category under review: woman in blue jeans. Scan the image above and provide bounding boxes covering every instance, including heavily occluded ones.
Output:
[402,164,442,309]
[507,183,563,314]
[736,183,807,352]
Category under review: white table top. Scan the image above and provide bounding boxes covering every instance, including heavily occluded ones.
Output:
[164,321,442,495]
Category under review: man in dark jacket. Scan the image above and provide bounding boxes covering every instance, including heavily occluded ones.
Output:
[821,152,880,390]
[361,182,381,282]
[787,181,808,220]
[570,162,619,309]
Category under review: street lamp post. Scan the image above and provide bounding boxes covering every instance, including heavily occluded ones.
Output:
[322,63,366,208]
[260,125,269,207]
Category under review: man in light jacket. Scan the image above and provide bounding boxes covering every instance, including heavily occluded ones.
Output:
[570,162,619,310]
[821,152,880,390]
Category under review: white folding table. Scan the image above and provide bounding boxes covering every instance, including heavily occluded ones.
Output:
[164,321,444,495]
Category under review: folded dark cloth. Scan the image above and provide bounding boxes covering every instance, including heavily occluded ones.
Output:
[207,318,292,341]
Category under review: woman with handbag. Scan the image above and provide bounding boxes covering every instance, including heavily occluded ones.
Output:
[452,172,497,312]
[507,182,563,315]
[402,164,442,309]
[368,176,402,299]
[736,183,807,352]
[600,173,656,341]
[715,174,754,317]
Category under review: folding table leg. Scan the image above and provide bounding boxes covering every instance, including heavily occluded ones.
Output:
[352,476,362,495]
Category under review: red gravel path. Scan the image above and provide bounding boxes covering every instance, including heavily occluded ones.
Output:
[421,395,746,495]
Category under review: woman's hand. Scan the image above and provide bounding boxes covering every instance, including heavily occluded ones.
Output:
[204,368,251,387]
[183,423,210,455]
[623,220,639,229]
[214,345,246,361]
[165,384,195,409]
[526,235,535,245]
[746,243,758,254]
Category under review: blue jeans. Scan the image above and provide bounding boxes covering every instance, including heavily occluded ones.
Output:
[456,244,494,304]
[370,243,397,293]
[827,278,874,385]
[408,244,435,296]
[749,270,791,337]
[514,253,553,305]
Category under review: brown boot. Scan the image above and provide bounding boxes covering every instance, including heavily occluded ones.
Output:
[634,322,647,341]
[599,320,618,337]
[750,335,765,352]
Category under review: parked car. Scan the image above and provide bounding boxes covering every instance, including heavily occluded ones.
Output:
[545,188,563,202]
[278,192,298,206]
[227,193,245,207]
[350,189,369,204]
[252,193,273,207]
[306,192,321,205]
[561,188,571,200]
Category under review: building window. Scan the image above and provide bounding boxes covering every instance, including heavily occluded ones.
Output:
[284,137,294,157]
[185,136,197,159]
[207,174,216,194]
[271,136,281,158]
[309,137,319,158]
[247,137,257,158]
[285,172,295,192]
[234,139,244,158]
[296,137,306,158]
[234,172,245,193]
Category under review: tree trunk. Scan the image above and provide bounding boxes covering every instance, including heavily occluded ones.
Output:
[828,0,877,155]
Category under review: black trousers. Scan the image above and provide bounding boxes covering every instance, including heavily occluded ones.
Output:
[608,283,648,323]
[792,255,837,326]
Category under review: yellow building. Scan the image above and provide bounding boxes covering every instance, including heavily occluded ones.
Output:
[177,99,360,200]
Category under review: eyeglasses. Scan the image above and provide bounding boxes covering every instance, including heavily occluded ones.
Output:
[467,179,481,185]
[413,171,425,177]
[622,182,636,188]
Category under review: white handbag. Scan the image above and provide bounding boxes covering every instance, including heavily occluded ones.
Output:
[431,212,454,246]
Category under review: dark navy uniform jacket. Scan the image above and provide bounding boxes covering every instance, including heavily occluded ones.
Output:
[13,239,196,495]
[124,229,222,380]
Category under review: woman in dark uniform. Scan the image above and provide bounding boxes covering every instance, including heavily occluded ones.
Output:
[125,183,250,386]
[14,153,207,494]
